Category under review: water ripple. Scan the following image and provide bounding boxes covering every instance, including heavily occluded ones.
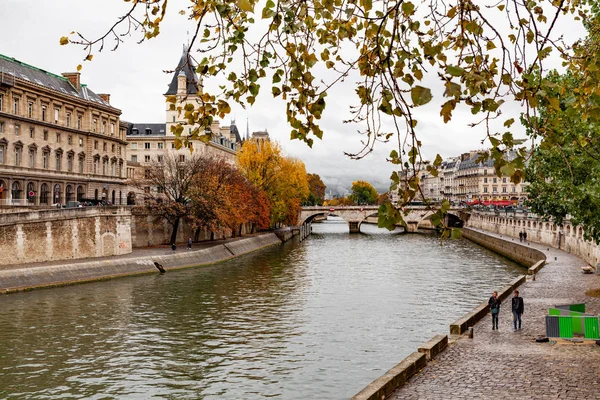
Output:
[0,218,522,399]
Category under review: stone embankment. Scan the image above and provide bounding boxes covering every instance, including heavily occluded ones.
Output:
[0,233,282,294]
[386,228,600,400]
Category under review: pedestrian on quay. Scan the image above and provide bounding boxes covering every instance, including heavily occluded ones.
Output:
[523,231,528,242]
[489,291,501,330]
[187,237,193,250]
[512,290,524,331]
[519,231,523,242]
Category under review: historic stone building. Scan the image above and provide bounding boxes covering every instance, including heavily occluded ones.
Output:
[454,151,528,204]
[125,47,242,189]
[0,54,128,207]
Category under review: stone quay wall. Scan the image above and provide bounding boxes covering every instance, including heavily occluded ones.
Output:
[462,227,547,268]
[0,207,132,266]
[0,233,282,294]
[130,212,254,248]
[467,211,600,266]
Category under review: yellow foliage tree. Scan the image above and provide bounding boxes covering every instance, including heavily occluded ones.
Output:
[236,140,309,226]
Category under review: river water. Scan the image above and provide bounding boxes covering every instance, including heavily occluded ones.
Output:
[0,218,523,399]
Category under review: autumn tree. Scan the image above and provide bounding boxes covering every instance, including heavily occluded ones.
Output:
[236,140,309,226]
[66,0,596,236]
[133,153,208,245]
[188,157,271,239]
[303,173,326,206]
[349,180,379,205]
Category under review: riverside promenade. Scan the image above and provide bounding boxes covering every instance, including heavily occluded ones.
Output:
[391,228,600,400]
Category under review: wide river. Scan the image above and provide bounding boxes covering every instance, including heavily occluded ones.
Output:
[0,218,523,399]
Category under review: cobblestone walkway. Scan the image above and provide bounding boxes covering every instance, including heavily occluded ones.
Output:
[390,229,600,400]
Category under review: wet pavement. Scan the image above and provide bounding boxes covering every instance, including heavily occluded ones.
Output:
[390,229,600,400]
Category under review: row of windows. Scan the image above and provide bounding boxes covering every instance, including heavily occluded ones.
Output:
[0,143,123,176]
[483,186,518,193]
[0,120,122,155]
[130,142,165,150]
[0,93,117,135]
[131,154,186,163]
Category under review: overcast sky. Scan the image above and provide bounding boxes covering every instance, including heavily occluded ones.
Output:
[0,0,587,194]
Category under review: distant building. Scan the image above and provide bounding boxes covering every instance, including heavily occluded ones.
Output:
[250,130,270,143]
[125,46,243,197]
[0,53,128,206]
[455,150,528,203]
[391,150,528,204]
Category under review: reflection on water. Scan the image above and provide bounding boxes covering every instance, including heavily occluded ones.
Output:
[0,217,523,399]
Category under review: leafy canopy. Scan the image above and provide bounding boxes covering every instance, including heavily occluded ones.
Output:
[64,0,596,230]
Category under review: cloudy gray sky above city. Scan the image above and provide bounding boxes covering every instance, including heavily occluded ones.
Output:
[0,0,586,194]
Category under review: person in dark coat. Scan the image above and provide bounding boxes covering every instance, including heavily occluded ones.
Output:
[512,290,524,330]
[523,231,527,242]
[489,291,501,330]
[519,231,523,242]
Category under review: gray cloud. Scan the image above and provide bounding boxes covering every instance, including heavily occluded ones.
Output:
[0,0,587,194]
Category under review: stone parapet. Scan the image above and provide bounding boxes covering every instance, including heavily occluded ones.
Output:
[0,207,132,266]
[462,227,546,267]
[418,334,448,361]
[350,352,427,400]
[467,211,600,266]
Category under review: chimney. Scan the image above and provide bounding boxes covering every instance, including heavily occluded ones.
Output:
[62,72,81,91]
[98,94,111,104]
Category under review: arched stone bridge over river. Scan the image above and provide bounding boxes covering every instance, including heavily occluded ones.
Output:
[299,206,467,233]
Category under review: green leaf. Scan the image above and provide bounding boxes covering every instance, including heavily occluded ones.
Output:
[411,86,433,106]
[446,65,464,77]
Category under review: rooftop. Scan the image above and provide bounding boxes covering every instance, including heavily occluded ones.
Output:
[0,53,114,108]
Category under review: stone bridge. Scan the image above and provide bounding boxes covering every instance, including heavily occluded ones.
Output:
[298,206,467,233]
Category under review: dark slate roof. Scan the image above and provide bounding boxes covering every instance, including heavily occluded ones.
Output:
[457,153,494,170]
[165,46,200,95]
[0,54,113,108]
[229,123,242,143]
[127,123,167,137]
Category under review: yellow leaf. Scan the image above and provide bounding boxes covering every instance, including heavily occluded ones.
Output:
[59,36,69,45]
[237,0,254,12]
[548,96,560,111]
[76,64,82,71]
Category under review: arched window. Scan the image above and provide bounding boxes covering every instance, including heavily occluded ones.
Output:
[27,182,36,204]
[77,185,85,202]
[94,189,98,200]
[66,185,74,203]
[53,184,62,205]
[11,181,22,204]
[40,183,49,204]
[127,191,136,205]
[111,190,115,205]
[0,179,5,203]
[119,190,122,205]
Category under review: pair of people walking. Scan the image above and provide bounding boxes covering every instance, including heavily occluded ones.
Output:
[519,231,528,242]
[488,290,524,331]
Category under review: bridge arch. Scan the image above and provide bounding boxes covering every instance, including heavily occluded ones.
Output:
[298,206,466,234]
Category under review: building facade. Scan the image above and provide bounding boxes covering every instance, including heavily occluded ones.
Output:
[125,47,242,190]
[0,54,128,207]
